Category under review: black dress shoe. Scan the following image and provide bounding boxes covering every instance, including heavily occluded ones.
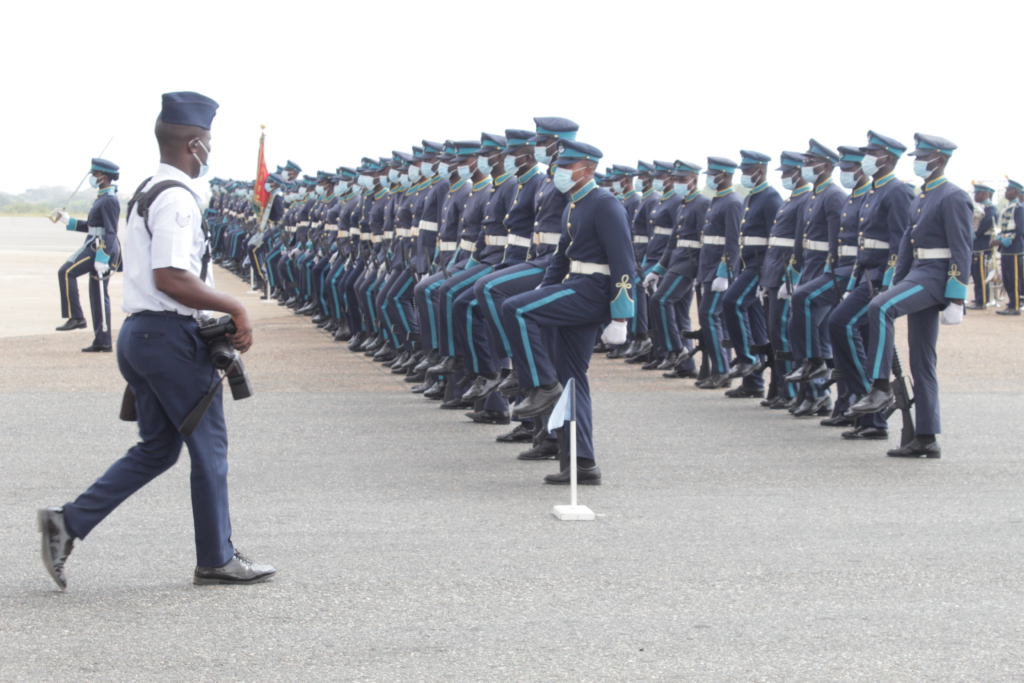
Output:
[820,414,855,427]
[512,383,563,419]
[844,387,895,417]
[334,326,352,342]
[965,302,984,310]
[373,341,396,362]
[593,342,611,354]
[769,396,798,410]
[622,337,652,360]
[887,438,941,458]
[414,350,440,373]
[695,372,731,389]
[347,331,367,351]
[517,440,560,460]
[311,314,326,324]
[37,507,74,590]
[662,367,698,379]
[440,397,473,410]
[792,394,832,417]
[727,362,756,379]
[385,350,409,370]
[468,410,510,425]
[82,344,113,353]
[55,318,87,331]
[605,343,630,359]
[641,356,664,370]
[423,379,447,400]
[497,369,520,397]
[497,424,534,443]
[405,369,426,384]
[193,550,277,585]
[784,359,829,383]
[462,374,502,401]
[655,352,680,370]
[544,461,602,485]
[724,385,764,398]
[996,308,1021,316]
[841,426,889,440]
[428,355,463,377]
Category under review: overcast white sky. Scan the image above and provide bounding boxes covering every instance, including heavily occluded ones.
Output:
[4,0,1019,201]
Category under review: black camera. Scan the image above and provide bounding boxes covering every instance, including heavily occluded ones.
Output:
[197,315,253,400]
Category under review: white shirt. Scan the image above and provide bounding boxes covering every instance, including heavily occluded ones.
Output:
[121,163,214,317]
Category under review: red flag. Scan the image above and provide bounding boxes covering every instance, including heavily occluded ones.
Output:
[253,126,269,213]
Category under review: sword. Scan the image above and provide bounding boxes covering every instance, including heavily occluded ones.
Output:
[49,135,115,222]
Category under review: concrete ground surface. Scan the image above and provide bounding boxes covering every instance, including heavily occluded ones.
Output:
[1,217,1022,682]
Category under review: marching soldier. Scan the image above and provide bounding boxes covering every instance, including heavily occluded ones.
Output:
[993,178,1023,315]
[52,158,121,352]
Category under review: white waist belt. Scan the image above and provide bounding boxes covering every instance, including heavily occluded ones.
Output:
[534,232,561,245]
[383,231,394,239]
[769,237,795,248]
[677,239,701,249]
[439,241,457,251]
[915,248,952,259]
[507,234,531,248]
[286,226,297,233]
[861,238,890,249]
[298,221,309,228]
[349,229,362,238]
[804,239,829,252]
[653,227,673,236]
[569,260,610,276]
[839,245,858,257]
[633,235,650,244]
[419,220,438,232]
[740,236,768,246]
[485,235,508,246]
[325,223,338,230]
[411,227,420,237]
[87,227,105,237]
[459,238,476,251]
[396,228,410,237]
[702,235,726,246]
[372,235,382,243]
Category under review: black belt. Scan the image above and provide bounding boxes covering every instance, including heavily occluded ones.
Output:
[128,310,195,321]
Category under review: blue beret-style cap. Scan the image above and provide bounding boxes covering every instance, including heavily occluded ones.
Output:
[529,116,579,143]
[392,150,416,165]
[704,156,739,175]
[861,130,907,158]
[613,164,638,177]
[637,160,656,174]
[972,181,996,193]
[361,157,383,171]
[479,132,508,152]
[671,160,703,176]
[90,158,119,174]
[160,91,219,130]
[1007,178,1024,191]
[775,151,806,171]
[908,133,957,157]
[286,160,302,172]
[452,140,483,161]
[337,167,358,178]
[594,172,607,182]
[653,160,675,173]
[552,139,603,166]
[412,145,424,157]
[804,139,840,163]
[504,129,534,150]
[274,165,284,174]
[837,145,865,169]
[267,173,287,185]
[422,140,444,154]
[739,150,771,168]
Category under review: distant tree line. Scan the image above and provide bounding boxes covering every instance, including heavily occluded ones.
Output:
[0,186,120,217]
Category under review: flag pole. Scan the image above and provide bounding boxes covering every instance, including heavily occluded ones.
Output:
[569,417,577,508]
[552,377,594,521]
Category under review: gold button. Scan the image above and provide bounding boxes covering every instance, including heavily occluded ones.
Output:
[843,213,847,217]
[567,223,571,227]
[571,204,576,209]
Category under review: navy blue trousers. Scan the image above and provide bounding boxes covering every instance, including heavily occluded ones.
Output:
[864,279,944,434]
[697,280,731,374]
[828,281,887,429]
[62,313,234,567]
[437,263,491,357]
[648,272,696,369]
[766,289,794,400]
[722,267,766,390]
[503,273,612,462]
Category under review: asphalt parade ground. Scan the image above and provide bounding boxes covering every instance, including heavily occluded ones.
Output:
[1,218,1023,682]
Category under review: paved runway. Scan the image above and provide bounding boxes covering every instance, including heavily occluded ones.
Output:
[2,222,1022,681]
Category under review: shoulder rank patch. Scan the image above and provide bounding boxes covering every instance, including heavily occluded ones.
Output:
[176,212,191,227]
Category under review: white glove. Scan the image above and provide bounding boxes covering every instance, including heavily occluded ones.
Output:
[842,291,851,300]
[51,209,70,226]
[601,319,628,345]
[778,285,792,300]
[711,277,729,292]
[940,302,964,325]
[756,286,766,300]
[643,272,660,290]
[94,259,109,276]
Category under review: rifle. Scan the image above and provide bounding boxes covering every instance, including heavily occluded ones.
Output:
[884,350,915,446]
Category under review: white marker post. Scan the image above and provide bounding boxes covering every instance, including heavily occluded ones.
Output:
[247,264,258,294]
[263,275,275,304]
[550,378,595,521]
[98,274,107,335]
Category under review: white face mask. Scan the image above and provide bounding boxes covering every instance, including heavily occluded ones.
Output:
[839,171,859,189]
[801,164,820,184]
[706,175,719,192]
[651,178,665,193]
[535,144,552,166]
[860,154,881,177]
[421,163,436,179]
[388,169,400,184]
[437,162,450,177]
[782,175,796,191]
[409,165,422,182]
[191,139,211,178]
[88,175,101,189]
[740,173,757,190]
[612,181,623,194]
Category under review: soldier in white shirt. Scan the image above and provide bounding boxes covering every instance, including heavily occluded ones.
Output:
[37,92,276,589]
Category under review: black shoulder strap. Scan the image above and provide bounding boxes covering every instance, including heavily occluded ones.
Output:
[127,178,211,281]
